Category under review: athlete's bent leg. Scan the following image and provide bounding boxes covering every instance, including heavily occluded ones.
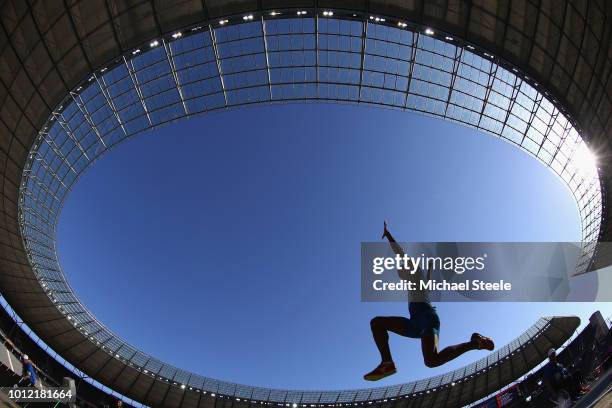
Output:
[364,316,413,381]
[421,332,494,368]
[370,316,413,362]
[421,334,474,368]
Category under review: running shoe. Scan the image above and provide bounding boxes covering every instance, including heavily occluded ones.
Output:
[363,362,397,381]
[471,333,495,350]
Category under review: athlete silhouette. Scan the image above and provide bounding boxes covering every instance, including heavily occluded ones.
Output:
[364,222,495,381]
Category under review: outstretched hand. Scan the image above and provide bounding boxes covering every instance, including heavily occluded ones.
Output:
[382,221,389,240]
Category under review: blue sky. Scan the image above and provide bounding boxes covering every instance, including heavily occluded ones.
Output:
[57,104,612,390]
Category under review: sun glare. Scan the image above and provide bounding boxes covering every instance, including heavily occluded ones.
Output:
[574,142,598,178]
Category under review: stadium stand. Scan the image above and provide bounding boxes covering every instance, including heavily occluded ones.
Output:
[0,306,585,408]
[0,303,132,407]
[472,312,611,408]
[0,308,608,408]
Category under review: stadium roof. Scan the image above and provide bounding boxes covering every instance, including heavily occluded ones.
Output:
[0,1,609,407]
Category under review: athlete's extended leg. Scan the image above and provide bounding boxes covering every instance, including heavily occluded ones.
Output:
[420,333,494,368]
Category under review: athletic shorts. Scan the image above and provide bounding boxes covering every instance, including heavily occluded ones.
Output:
[405,302,440,338]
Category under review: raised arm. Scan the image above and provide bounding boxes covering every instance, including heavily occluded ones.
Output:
[382,221,405,257]
[382,221,432,280]
[382,221,418,280]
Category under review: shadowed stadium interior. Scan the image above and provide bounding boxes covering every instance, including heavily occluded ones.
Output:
[0,1,611,407]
